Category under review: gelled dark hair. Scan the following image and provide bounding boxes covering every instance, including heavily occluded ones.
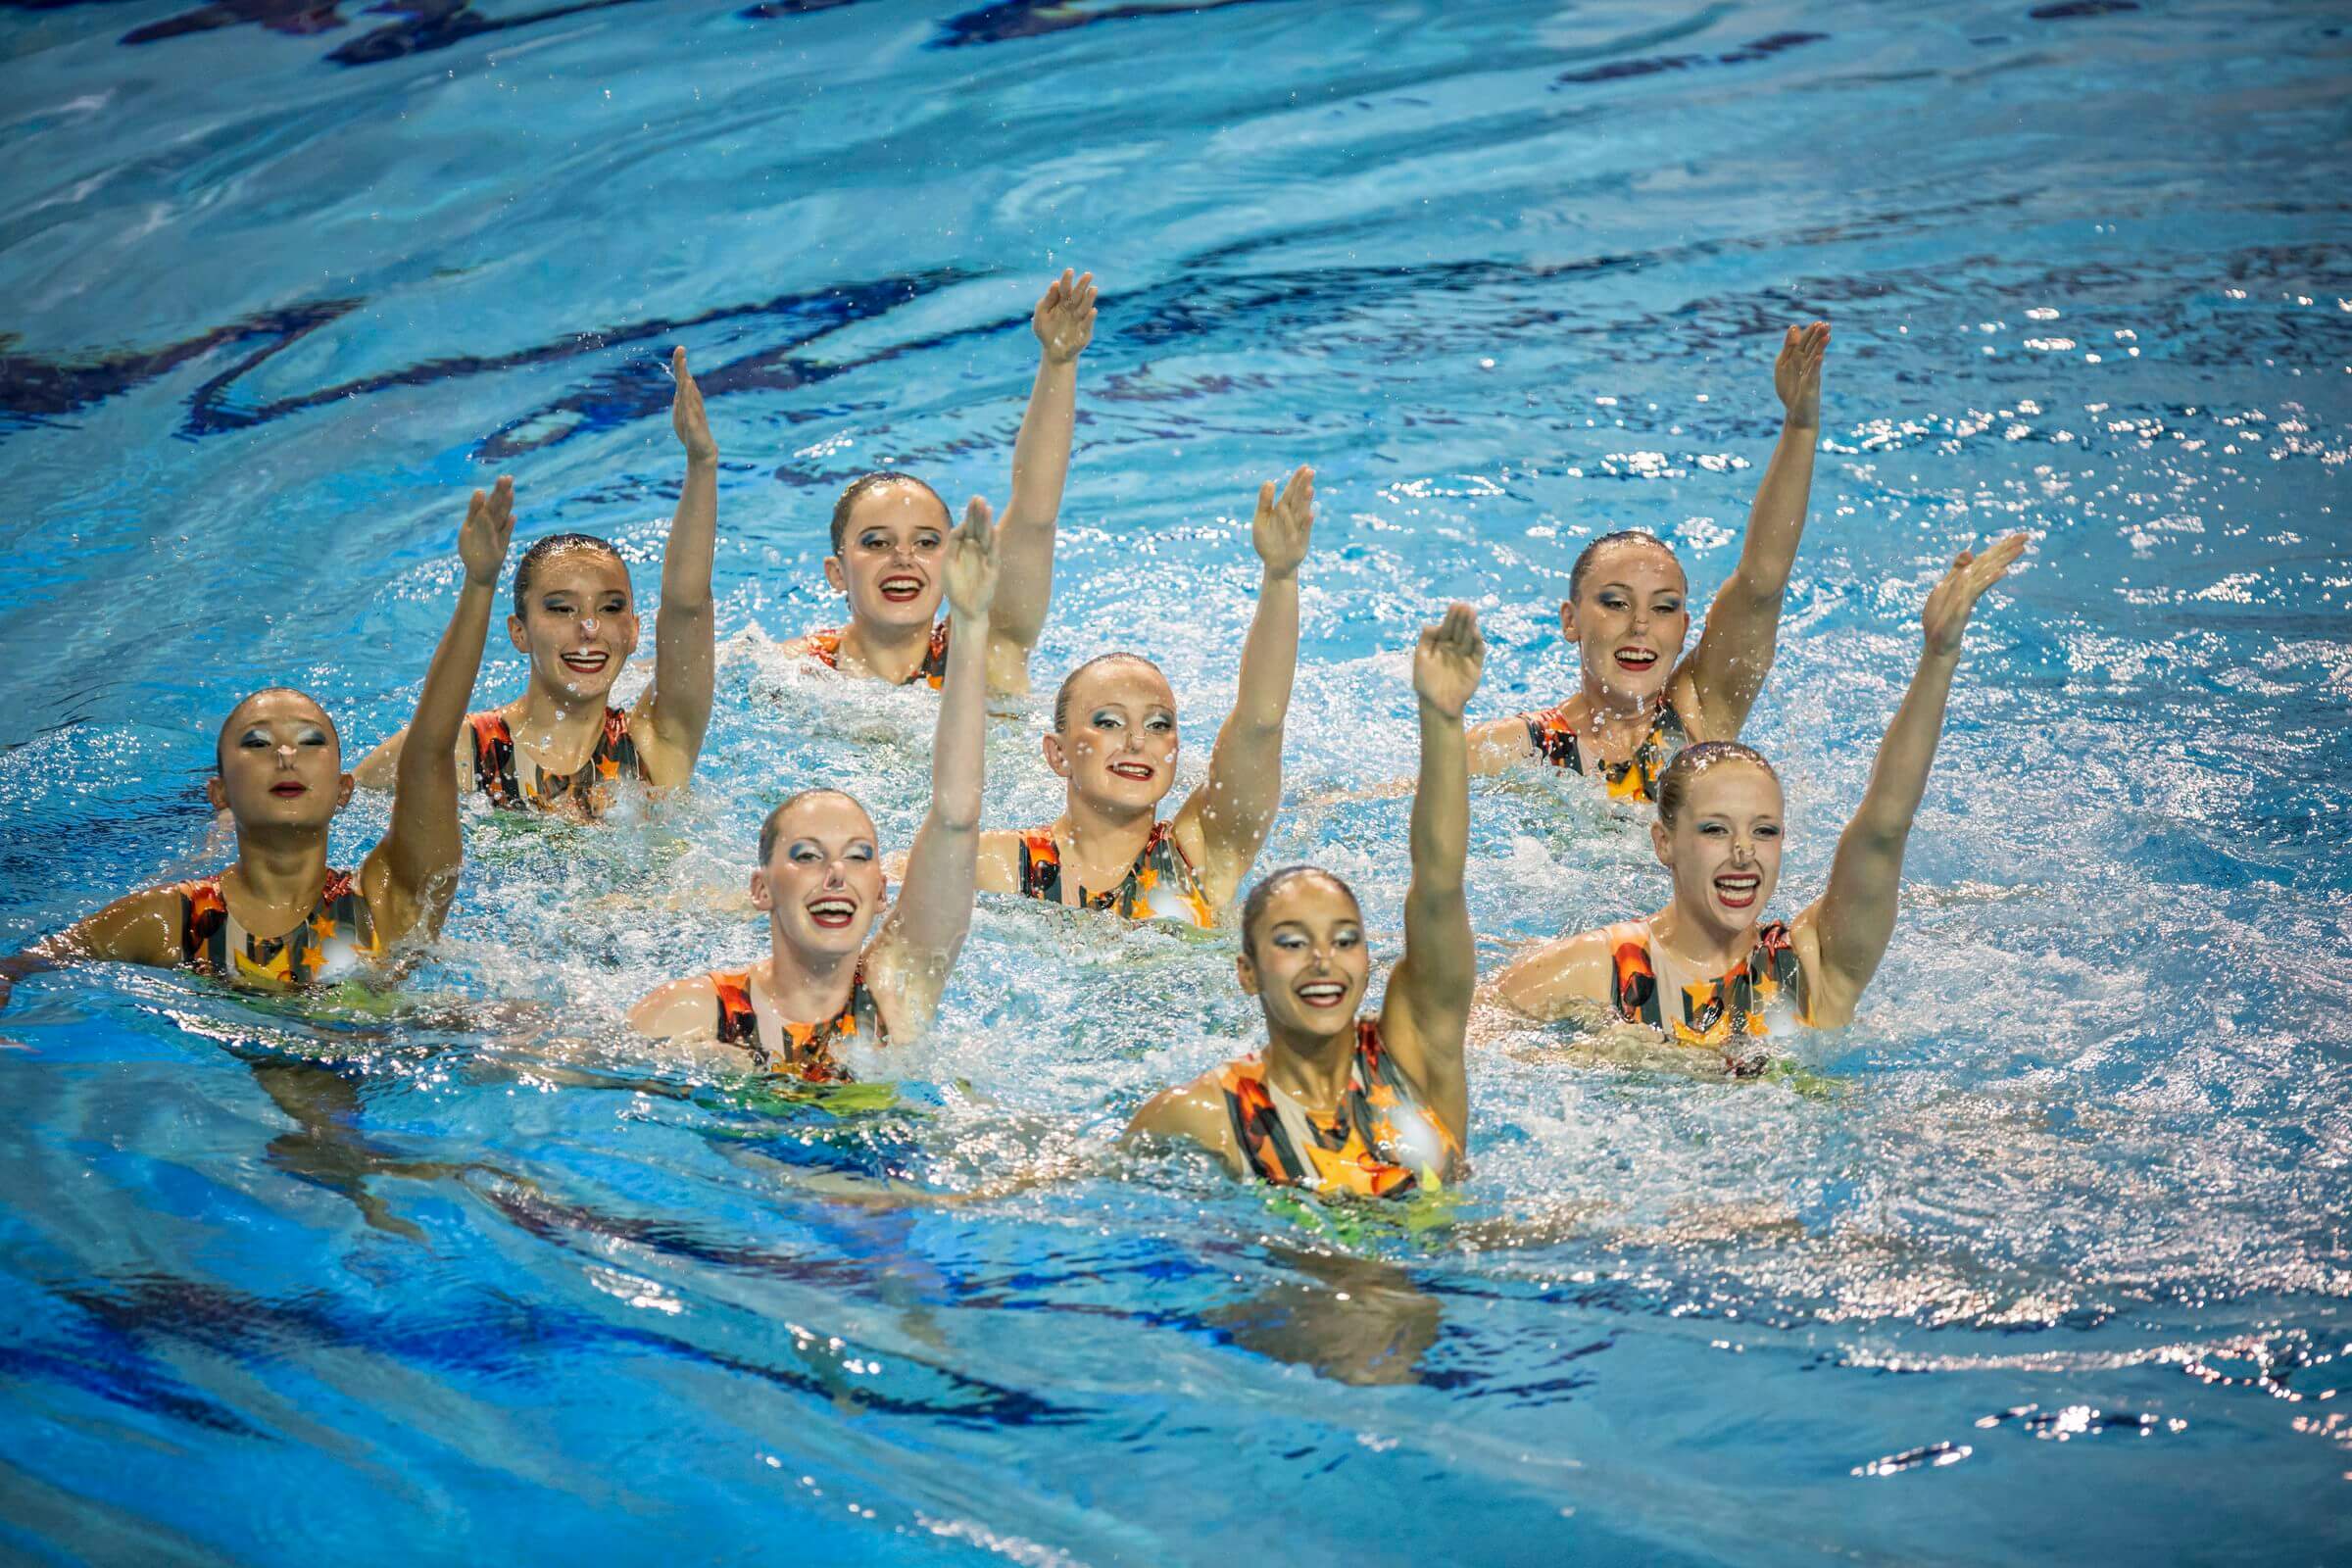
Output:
[1568,528,1682,603]
[829,471,951,557]
[216,688,339,774]
[1654,741,1780,827]
[512,532,627,618]
[1052,652,1167,733]
[1239,864,1361,959]
[757,788,871,866]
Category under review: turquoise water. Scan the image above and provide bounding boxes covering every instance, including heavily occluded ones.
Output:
[2,0,2349,1561]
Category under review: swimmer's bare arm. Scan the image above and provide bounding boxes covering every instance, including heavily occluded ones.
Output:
[362,479,512,947]
[625,976,760,1073]
[1122,1069,1246,1176]
[1798,534,2027,1027]
[969,830,1025,899]
[0,887,184,1007]
[635,347,720,785]
[1380,605,1485,1145]
[1464,712,1540,776]
[988,270,1097,695]
[868,500,997,1035]
[1677,321,1829,739]
[1174,466,1314,909]
[1488,927,1615,1022]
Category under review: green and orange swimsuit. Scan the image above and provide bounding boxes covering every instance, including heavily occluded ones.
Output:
[467,707,649,816]
[1216,1019,1458,1200]
[177,868,384,990]
[708,964,888,1083]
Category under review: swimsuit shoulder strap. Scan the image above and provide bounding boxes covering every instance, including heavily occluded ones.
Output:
[1606,919,1662,1027]
[1522,701,1586,770]
[177,871,230,971]
[1017,828,1062,902]
[805,628,844,669]
[1217,1055,1310,1186]
[709,969,761,1057]
[597,707,649,781]
[466,711,520,806]
[920,620,952,688]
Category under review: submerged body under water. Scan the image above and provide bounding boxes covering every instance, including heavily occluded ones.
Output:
[1,1,2348,1562]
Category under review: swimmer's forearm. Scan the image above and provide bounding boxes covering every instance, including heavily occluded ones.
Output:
[994,358,1077,648]
[1845,648,1959,852]
[1731,417,1819,603]
[1408,700,1471,902]
[659,452,719,616]
[930,608,989,836]
[1230,566,1301,733]
[405,579,498,772]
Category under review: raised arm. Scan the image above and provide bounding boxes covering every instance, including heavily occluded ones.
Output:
[1174,466,1313,907]
[1677,321,1829,738]
[867,498,998,1034]
[362,479,513,946]
[987,270,1097,692]
[1800,534,2027,1025]
[1379,604,1486,1142]
[635,347,720,783]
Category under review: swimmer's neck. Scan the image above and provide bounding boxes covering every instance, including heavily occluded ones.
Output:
[837,614,940,686]
[1262,1018,1363,1118]
[1574,669,1670,735]
[1049,797,1160,876]
[1649,902,1762,977]
[505,684,618,766]
[222,826,334,912]
[757,934,861,1025]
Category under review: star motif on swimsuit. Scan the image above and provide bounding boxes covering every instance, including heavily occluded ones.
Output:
[597,755,620,780]
[311,913,338,942]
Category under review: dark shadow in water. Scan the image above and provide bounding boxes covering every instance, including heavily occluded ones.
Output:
[1550,29,1825,87]
[1205,1245,1440,1386]
[244,1054,483,1242]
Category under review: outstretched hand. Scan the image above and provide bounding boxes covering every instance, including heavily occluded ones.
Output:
[1774,320,1830,429]
[1033,270,1098,365]
[1922,533,2028,657]
[943,496,1001,618]
[460,476,516,588]
[670,346,717,463]
[1414,603,1486,720]
[1250,465,1315,578]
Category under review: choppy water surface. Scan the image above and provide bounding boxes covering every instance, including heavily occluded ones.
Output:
[2,1,2348,1562]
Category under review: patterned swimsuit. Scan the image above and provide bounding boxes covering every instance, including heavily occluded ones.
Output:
[803,621,952,689]
[1216,1019,1457,1199]
[467,707,649,816]
[1608,918,1809,1055]
[177,867,384,990]
[709,963,888,1082]
[1017,819,1214,928]
[1517,698,1689,803]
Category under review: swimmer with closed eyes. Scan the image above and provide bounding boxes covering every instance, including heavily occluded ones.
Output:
[0,482,514,1004]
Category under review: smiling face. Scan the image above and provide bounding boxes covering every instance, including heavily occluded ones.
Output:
[510,548,639,704]
[825,481,950,634]
[1045,658,1180,814]
[1564,537,1690,705]
[1238,871,1371,1038]
[208,689,353,832]
[1652,760,1786,934]
[752,792,886,960]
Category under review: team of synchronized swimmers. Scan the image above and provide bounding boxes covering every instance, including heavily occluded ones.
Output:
[0,273,2029,1202]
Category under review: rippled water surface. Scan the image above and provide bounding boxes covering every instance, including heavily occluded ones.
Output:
[2,1,2349,1562]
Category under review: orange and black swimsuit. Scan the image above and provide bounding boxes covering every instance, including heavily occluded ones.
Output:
[1017,819,1214,928]
[804,621,952,690]
[1518,698,1688,803]
[177,868,384,990]
[1609,918,1808,1054]
[710,964,888,1082]
[467,707,648,816]
[1216,1019,1458,1199]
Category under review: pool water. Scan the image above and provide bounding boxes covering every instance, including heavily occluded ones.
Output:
[2,1,2348,1562]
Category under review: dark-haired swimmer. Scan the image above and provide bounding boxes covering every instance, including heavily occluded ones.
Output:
[355,347,719,818]
[1490,535,2028,1067]
[971,466,1314,929]
[781,270,1096,695]
[1466,322,1830,803]
[0,484,514,1007]
[628,499,999,1081]
[1124,606,1486,1198]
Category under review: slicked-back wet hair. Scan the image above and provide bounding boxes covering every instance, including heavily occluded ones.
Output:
[1053,652,1167,733]
[1654,741,1780,827]
[756,788,871,866]
[216,688,339,774]
[1239,864,1361,959]
[512,532,628,618]
[1568,528,1682,603]
[829,471,951,557]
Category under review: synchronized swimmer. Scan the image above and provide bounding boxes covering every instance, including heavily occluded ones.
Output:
[0,292,2035,1207]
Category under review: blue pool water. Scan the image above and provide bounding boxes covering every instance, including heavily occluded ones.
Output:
[2,0,2348,1561]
